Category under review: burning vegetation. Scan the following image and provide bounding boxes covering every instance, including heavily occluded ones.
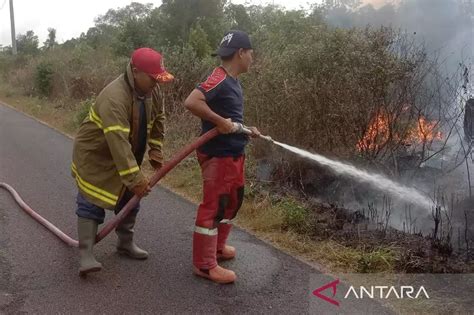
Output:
[357,110,443,153]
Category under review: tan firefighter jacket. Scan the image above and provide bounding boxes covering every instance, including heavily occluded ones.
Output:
[72,63,165,209]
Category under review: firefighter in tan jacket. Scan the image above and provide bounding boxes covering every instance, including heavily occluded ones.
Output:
[72,48,173,276]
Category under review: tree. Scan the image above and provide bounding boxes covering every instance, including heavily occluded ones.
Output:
[16,30,39,55]
[80,24,119,50]
[159,0,227,46]
[224,4,254,32]
[93,2,155,55]
[188,22,212,58]
[115,18,153,56]
[95,2,153,27]
[43,28,57,50]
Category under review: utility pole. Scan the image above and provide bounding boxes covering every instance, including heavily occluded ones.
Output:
[9,0,17,55]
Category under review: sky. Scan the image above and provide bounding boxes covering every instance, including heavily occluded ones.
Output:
[0,0,325,47]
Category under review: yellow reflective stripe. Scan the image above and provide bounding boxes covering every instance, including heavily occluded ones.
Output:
[103,125,130,134]
[75,178,116,206]
[194,226,218,236]
[88,108,130,134]
[72,164,118,201]
[220,219,233,224]
[71,164,118,203]
[90,108,102,124]
[89,111,103,128]
[149,139,163,146]
[118,166,140,176]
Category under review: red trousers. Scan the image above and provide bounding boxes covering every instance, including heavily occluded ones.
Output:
[192,152,245,270]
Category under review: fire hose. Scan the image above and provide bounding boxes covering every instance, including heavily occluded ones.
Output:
[0,124,267,247]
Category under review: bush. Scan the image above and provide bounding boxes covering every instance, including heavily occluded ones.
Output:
[281,199,310,232]
[35,62,54,97]
[245,26,425,159]
[161,45,216,116]
[0,54,15,80]
[73,97,95,127]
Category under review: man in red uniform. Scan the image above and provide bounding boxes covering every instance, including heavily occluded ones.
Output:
[184,30,260,284]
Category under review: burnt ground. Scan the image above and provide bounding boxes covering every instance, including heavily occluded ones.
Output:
[281,194,474,273]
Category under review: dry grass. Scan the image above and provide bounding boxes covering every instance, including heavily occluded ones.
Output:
[0,82,77,135]
[159,158,202,201]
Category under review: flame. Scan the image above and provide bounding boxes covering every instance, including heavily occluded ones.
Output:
[407,117,443,143]
[357,112,442,152]
[356,111,391,152]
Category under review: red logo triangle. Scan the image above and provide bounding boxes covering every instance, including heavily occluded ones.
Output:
[312,279,340,307]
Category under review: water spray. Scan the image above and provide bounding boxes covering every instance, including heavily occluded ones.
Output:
[240,124,434,209]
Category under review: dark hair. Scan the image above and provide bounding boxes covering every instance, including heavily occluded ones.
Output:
[220,48,251,62]
[220,53,235,62]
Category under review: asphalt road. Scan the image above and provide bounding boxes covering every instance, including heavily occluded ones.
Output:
[0,103,392,314]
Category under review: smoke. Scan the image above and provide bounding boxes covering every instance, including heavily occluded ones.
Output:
[321,0,474,232]
[361,0,401,9]
[327,0,473,72]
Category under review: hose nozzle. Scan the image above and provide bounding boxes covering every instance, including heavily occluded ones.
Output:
[234,123,252,135]
[259,135,274,142]
[234,123,274,142]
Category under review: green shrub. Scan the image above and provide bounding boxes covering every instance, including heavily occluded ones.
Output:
[35,62,54,97]
[281,199,310,232]
[73,97,95,127]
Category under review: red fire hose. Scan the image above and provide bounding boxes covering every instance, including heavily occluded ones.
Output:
[0,128,220,247]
